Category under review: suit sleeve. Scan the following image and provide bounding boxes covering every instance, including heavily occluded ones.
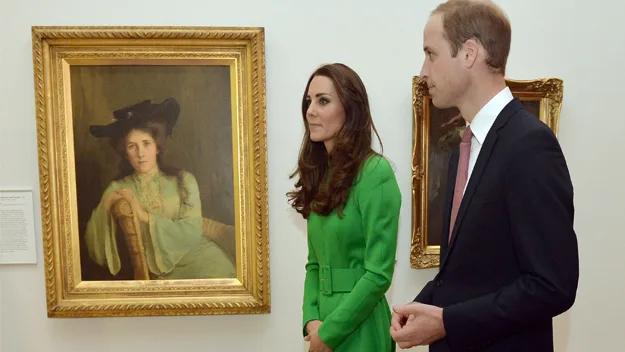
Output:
[442,127,579,349]
[317,158,402,349]
[302,233,321,337]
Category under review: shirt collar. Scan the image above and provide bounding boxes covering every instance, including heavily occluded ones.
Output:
[467,86,513,144]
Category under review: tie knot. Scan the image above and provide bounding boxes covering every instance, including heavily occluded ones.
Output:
[462,126,473,143]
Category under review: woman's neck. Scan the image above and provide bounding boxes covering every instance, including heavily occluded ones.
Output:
[135,165,160,179]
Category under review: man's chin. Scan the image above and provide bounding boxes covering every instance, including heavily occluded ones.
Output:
[431,97,453,110]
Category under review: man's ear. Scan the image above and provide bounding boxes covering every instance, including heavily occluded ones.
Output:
[462,39,479,68]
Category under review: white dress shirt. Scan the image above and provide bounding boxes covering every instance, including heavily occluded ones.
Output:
[464,86,514,194]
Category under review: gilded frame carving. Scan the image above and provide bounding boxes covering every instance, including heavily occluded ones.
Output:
[31,26,270,316]
[410,76,563,269]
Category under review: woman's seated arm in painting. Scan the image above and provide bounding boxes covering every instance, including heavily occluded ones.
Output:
[141,171,204,276]
[84,179,126,276]
[85,170,204,277]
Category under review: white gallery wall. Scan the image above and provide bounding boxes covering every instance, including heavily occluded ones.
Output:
[0,0,623,351]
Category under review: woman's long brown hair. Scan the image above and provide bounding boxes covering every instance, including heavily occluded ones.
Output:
[287,63,382,219]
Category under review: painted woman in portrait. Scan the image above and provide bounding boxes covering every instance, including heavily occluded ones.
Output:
[84,98,236,280]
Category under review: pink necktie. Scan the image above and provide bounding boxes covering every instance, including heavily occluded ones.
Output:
[448,126,472,243]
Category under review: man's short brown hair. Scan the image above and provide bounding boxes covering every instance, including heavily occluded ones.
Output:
[432,0,511,74]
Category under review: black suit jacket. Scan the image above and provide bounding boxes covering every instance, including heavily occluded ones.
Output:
[414,98,579,351]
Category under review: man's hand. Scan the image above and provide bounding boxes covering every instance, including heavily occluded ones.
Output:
[391,303,415,332]
[390,303,446,349]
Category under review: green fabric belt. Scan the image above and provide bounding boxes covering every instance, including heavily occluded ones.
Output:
[319,266,366,295]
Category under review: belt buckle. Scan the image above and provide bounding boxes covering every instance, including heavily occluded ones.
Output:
[320,266,332,295]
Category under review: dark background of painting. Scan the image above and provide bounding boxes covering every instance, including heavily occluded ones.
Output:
[70,65,235,281]
[427,102,463,247]
[426,99,541,247]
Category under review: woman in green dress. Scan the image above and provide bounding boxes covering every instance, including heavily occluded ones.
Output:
[84,97,235,280]
[288,63,402,352]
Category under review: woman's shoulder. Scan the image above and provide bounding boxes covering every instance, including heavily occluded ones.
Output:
[160,169,197,182]
[157,169,199,191]
[355,153,397,190]
[103,175,132,190]
[179,169,198,182]
[360,153,395,178]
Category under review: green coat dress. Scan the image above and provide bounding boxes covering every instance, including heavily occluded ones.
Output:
[302,155,401,351]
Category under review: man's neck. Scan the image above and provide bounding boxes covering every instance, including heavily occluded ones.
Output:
[458,75,507,123]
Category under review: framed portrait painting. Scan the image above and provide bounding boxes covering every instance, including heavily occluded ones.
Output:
[410,76,563,269]
[31,26,269,317]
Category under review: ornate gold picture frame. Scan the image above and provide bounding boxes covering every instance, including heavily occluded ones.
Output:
[31,26,269,317]
[410,76,563,269]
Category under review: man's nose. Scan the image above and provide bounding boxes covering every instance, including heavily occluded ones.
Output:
[419,60,429,80]
[419,67,429,80]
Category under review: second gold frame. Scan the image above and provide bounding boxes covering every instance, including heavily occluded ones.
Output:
[410,76,563,269]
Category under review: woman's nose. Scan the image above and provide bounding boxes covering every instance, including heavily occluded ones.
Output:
[306,103,316,118]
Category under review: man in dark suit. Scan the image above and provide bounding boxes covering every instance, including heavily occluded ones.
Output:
[390,1,579,351]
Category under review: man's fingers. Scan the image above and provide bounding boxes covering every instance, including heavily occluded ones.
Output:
[391,312,406,330]
[392,320,418,343]
[392,304,407,315]
[393,303,422,316]
[397,340,416,349]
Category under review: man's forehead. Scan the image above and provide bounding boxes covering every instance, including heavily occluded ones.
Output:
[424,14,443,35]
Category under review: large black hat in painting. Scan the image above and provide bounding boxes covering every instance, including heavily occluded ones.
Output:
[89,98,180,138]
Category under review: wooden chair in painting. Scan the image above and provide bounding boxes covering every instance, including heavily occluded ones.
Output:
[110,198,236,280]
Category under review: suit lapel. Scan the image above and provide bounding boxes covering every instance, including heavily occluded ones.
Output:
[447,133,498,247]
[439,133,499,269]
[440,98,524,270]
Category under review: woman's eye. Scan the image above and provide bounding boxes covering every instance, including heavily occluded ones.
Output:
[320,98,329,105]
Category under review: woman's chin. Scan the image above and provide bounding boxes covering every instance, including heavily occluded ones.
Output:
[309,134,326,143]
